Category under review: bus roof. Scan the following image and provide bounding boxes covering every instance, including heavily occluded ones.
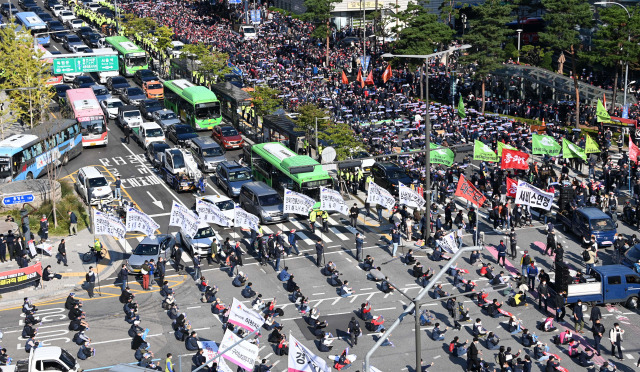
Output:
[164,79,218,104]
[252,142,330,183]
[105,36,145,55]
[15,12,46,27]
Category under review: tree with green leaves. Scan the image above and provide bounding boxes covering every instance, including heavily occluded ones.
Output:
[181,43,232,83]
[302,0,340,67]
[154,25,175,53]
[0,23,54,128]
[122,13,157,39]
[392,1,454,55]
[294,103,330,150]
[461,0,512,113]
[540,0,592,127]
[250,86,282,120]
[586,5,640,109]
[318,122,363,161]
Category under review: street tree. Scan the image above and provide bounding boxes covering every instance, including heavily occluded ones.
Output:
[122,13,157,39]
[249,86,282,119]
[302,0,341,67]
[318,121,364,161]
[294,103,330,149]
[181,43,231,84]
[154,25,175,53]
[461,0,512,113]
[392,1,454,55]
[540,0,592,127]
[586,5,640,109]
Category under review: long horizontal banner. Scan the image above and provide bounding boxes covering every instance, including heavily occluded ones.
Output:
[0,262,42,293]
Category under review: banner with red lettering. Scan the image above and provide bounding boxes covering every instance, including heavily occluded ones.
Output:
[501,148,530,170]
[506,177,518,198]
[454,175,486,207]
[630,135,639,163]
[0,262,42,293]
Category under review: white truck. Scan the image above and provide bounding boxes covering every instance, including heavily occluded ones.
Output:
[0,347,81,372]
[131,122,165,149]
[159,148,202,192]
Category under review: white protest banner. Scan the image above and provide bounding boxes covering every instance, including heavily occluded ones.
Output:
[197,341,234,372]
[514,181,554,211]
[399,182,426,209]
[169,201,199,238]
[234,205,259,232]
[440,231,459,254]
[320,187,348,215]
[366,181,396,210]
[196,199,232,227]
[287,334,331,372]
[219,330,259,372]
[228,298,265,332]
[284,188,316,215]
[125,207,160,237]
[93,210,126,239]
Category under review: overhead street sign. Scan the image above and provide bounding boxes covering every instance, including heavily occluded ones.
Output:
[52,55,119,74]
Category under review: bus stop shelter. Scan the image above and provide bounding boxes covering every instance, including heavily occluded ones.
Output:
[210,82,252,129]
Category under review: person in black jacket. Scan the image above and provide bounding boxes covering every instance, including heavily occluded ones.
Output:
[57,239,67,266]
[131,331,145,350]
[65,293,80,310]
[466,338,481,371]
[193,349,206,367]
[85,267,96,298]
[185,331,199,351]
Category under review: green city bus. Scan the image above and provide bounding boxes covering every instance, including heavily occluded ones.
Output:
[249,142,333,199]
[163,79,222,130]
[104,36,148,77]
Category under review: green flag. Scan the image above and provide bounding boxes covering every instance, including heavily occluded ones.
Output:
[430,148,455,167]
[429,142,438,150]
[596,99,613,124]
[457,96,466,119]
[473,140,499,162]
[497,141,517,157]
[562,138,587,161]
[532,134,561,156]
[585,135,600,154]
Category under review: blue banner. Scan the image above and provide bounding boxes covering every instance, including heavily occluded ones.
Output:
[623,104,629,119]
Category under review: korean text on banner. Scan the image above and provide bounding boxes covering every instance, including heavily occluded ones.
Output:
[514,181,554,211]
[93,210,126,239]
[197,341,234,372]
[196,199,232,227]
[219,330,259,371]
[284,188,316,215]
[234,205,259,232]
[0,262,42,294]
[506,177,518,198]
[399,182,426,209]
[366,181,396,210]
[454,175,486,207]
[125,207,160,236]
[320,187,349,215]
[169,201,199,238]
[228,298,265,332]
[500,148,529,170]
[288,334,331,372]
[440,231,459,254]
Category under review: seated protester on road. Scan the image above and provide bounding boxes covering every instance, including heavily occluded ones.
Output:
[458,303,470,322]
[192,349,206,368]
[160,281,173,298]
[24,311,38,327]
[185,331,199,351]
[120,287,135,303]
[380,278,395,294]
[367,315,385,332]
[318,332,334,352]
[252,294,265,312]
[533,342,551,362]
[433,284,448,299]
[65,293,80,310]
[134,343,150,361]
[197,276,208,292]
[476,290,489,306]
[577,350,595,367]
[339,281,354,297]
[25,336,39,353]
[508,291,526,307]
[469,250,480,265]
[486,332,500,350]
[277,338,289,356]
[43,265,62,281]
[168,304,179,320]
[298,297,311,314]
[431,246,451,261]
[268,326,284,343]
[404,249,416,265]
[131,331,145,350]
[362,255,374,271]
[200,285,217,303]
[558,329,573,345]
[521,328,537,347]
[0,348,10,365]
[22,323,36,338]
[211,298,225,315]
[360,302,373,320]
[73,331,90,346]
[568,340,580,357]
[324,261,337,275]
[291,287,304,304]
[69,303,84,321]
[491,271,508,286]
[420,309,434,326]
[278,267,291,282]
[329,271,343,287]
[128,320,143,338]
[69,316,88,333]
[480,263,494,280]
[77,343,94,360]
[484,299,502,318]
[232,271,248,287]
[175,313,187,329]
[286,275,297,292]
[368,266,385,282]
[431,322,448,340]
[242,282,256,298]
[473,319,488,337]
[513,273,529,293]
[412,262,425,278]
[448,336,468,357]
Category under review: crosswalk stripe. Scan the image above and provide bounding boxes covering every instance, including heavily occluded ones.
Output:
[262,225,274,235]
[330,227,349,240]
[290,220,306,230]
[296,231,314,245]
[328,216,341,226]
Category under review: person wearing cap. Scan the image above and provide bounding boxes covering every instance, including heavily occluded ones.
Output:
[39,214,49,242]
[288,230,300,256]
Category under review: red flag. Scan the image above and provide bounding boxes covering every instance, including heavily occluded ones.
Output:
[506,177,517,198]
[365,71,374,85]
[630,135,639,163]
[454,174,486,207]
[356,69,364,88]
[500,148,529,170]
[341,71,349,85]
[382,65,392,83]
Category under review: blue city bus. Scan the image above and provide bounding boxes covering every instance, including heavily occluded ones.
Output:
[0,119,83,182]
[15,12,49,46]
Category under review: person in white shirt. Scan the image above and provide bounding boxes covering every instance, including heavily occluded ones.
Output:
[609,322,625,360]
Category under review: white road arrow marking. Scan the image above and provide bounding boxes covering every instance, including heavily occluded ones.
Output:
[147,191,164,209]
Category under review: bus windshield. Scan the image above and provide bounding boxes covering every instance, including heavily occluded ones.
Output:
[126,55,146,67]
[195,102,220,120]
[0,157,11,179]
[81,119,104,135]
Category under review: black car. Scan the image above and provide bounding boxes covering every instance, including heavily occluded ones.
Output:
[26,6,42,13]
[45,0,59,10]
[106,76,130,95]
[82,32,102,48]
[52,84,71,105]
[19,0,37,10]
[36,11,53,22]
[146,142,170,167]
[72,75,96,89]
[133,69,157,87]
[1,3,18,16]
[139,99,163,120]
[47,21,67,41]
[166,124,198,146]
[371,162,414,195]
[75,26,93,39]
[96,7,114,18]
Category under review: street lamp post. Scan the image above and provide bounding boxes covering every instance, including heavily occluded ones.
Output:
[516,28,523,64]
[381,44,471,241]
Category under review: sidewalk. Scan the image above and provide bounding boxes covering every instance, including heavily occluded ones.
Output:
[0,228,124,308]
